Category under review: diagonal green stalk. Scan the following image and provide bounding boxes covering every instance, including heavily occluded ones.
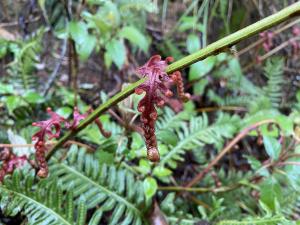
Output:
[47,2,300,160]
[166,2,300,74]
[46,78,145,160]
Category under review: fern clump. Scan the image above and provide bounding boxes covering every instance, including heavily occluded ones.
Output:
[0,170,87,225]
[49,145,147,225]
[159,113,240,169]
[262,57,285,108]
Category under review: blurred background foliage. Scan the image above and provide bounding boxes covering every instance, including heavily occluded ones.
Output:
[1,0,300,224]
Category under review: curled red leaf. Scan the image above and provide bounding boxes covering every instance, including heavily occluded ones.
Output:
[69,107,111,138]
[136,55,189,162]
[68,107,92,129]
[32,107,67,177]
[259,31,274,52]
[32,107,111,178]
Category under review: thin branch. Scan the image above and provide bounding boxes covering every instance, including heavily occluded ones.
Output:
[243,36,300,71]
[158,184,240,193]
[197,106,247,112]
[166,2,300,74]
[184,119,277,188]
[237,17,300,56]
[42,38,68,96]
[45,78,146,160]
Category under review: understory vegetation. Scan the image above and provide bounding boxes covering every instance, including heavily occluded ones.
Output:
[1,0,300,224]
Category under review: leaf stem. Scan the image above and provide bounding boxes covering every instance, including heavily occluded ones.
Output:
[45,78,146,160]
[184,119,277,188]
[166,2,300,74]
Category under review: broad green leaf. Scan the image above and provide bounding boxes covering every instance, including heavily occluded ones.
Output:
[5,96,26,114]
[120,0,157,13]
[96,1,120,28]
[56,106,73,118]
[120,26,149,52]
[189,56,216,81]
[260,177,282,211]
[153,166,172,177]
[157,130,178,146]
[97,151,114,164]
[137,159,151,175]
[81,11,110,34]
[178,16,203,32]
[77,35,96,61]
[68,21,96,60]
[105,39,126,69]
[0,82,14,94]
[245,155,269,177]
[23,91,45,104]
[143,177,157,200]
[263,136,281,161]
[242,110,294,136]
[87,0,105,5]
[104,52,112,68]
[186,34,200,54]
[0,41,7,58]
[193,79,209,95]
[68,21,88,45]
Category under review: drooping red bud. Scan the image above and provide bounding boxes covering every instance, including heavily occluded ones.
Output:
[135,55,189,162]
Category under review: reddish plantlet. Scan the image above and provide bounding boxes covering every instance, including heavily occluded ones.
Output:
[291,26,300,56]
[135,55,190,162]
[69,107,111,137]
[32,107,111,178]
[68,107,92,129]
[32,107,67,178]
[0,148,28,182]
[259,31,274,52]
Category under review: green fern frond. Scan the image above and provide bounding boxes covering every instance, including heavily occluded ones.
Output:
[157,107,191,132]
[262,57,285,108]
[0,170,86,225]
[159,113,240,169]
[49,145,147,225]
[216,215,287,225]
[119,0,157,13]
[7,30,44,92]
[167,216,201,225]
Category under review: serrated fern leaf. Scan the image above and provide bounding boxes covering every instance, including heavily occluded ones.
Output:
[49,146,146,225]
[7,30,44,92]
[159,113,240,169]
[0,170,85,225]
[156,107,190,132]
[262,57,284,108]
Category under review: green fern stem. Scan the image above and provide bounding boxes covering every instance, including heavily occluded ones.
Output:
[166,2,300,74]
[47,2,300,160]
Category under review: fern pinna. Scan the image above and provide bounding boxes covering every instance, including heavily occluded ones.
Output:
[0,170,87,225]
[0,145,148,225]
[49,145,147,225]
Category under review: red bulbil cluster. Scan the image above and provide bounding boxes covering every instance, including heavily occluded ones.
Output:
[135,55,190,162]
[0,148,29,182]
[259,31,274,52]
[32,107,111,178]
[32,107,67,178]
[70,107,111,138]
[68,107,92,129]
[290,26,300,56]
